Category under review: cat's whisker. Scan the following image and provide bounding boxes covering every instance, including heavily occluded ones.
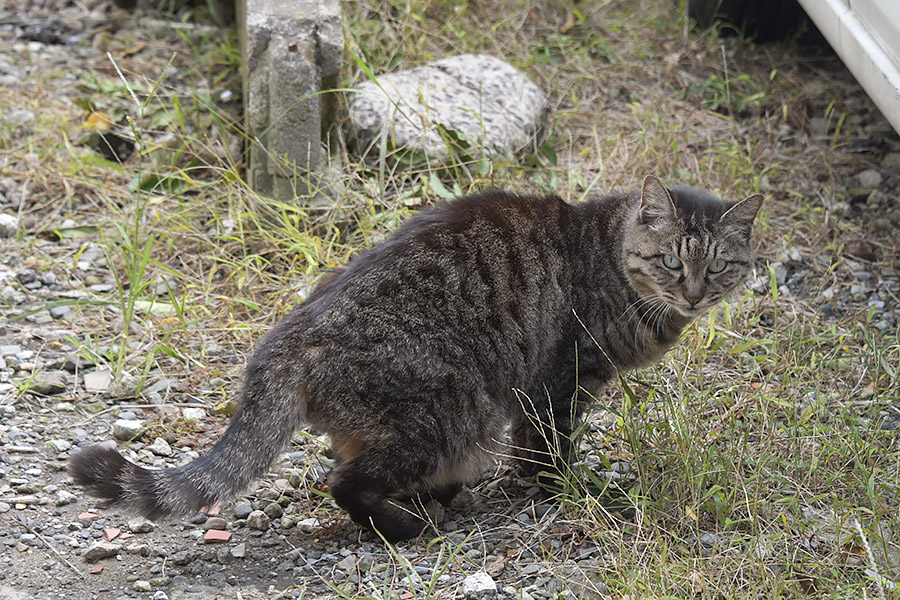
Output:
[621,294,664,327]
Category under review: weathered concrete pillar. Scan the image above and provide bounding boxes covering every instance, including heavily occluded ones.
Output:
[238,0,342,202]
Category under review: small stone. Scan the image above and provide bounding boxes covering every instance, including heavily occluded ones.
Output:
[16,268,37,284]
[462,571,497,599]
[103,528,121,541]
[263,502,283,519]
[113,419,144,441]
[147,437,173,457]
[181,407,206,420]
[151,591,169,600]
[857,168,883,189]
[247,510,270,531]
[55,490,77,506]
[133,580,152,592]
[771,262,787,287]
[203,517,227,530]
[171,550,195,565]
[127,518,155,533]
[48,439,72,452]
[231,543,246,558]
[232,503,253,520]
[49,305,71,320]
[0,213,18,237]
[144,378,179,395]
[1,286,26,304]
[107,371,139,398]
[28,371,68,395]
[297,518,322,533]
[41,271,57,285]
[83,541,121,562]
[808,117,829,136]
[336,554,357,573]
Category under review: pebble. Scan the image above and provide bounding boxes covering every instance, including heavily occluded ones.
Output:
[16,268,37,284]
[233,502,253,520]
[55,490,78,506]
[263,502,283,519]
[49,305,70,319]
[857,168,883,189]
[147,437,173,457]
[0,213,18,237]
[127,518,155,533]
[182,407,206,420]
[48,439,71,452]
[203,517,227,530]
[113,418,144,440]
[247,510,270,531]
[297,518,322,533]
[133,580,152,592]
[336,554,357,573]
[171,550,195,566]
[144,378,179,395]
[28,371,68,395]
[462,571,497,599]
[83,541,121,562]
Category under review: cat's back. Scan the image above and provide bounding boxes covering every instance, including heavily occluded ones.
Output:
[265,190,577,387]
[311,190,573,314]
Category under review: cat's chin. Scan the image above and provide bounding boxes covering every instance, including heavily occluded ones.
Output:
[671,305,707,319]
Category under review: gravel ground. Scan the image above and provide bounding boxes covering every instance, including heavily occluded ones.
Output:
[2,1,900,599]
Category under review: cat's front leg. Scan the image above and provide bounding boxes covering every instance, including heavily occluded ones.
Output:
[509,402,576,477]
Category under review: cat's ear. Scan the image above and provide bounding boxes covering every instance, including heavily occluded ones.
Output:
[639,175,676,227]
[720,193,764,236]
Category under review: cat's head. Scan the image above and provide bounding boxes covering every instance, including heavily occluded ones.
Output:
[623,175,763,318]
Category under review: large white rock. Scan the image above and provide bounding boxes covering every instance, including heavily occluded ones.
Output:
[347,54,548,163]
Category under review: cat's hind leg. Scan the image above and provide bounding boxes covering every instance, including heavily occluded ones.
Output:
[328,447,434,543]
[428,482,462,506]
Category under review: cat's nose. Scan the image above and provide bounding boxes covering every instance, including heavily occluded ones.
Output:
[682,285,704,306]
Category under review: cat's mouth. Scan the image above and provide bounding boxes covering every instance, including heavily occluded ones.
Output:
[663,297,712,318]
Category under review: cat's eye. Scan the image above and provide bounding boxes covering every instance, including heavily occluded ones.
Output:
[662,254,682,269]
[708,259,727,274]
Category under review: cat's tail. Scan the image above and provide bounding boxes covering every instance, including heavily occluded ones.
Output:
[68,351,307,520]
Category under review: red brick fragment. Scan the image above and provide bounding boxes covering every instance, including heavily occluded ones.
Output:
[203,529,232,544]
[103,528,120,541]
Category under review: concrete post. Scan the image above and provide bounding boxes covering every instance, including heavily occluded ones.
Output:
[238,0,342,202]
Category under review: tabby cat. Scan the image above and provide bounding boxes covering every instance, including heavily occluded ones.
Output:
[70,175,762,542]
